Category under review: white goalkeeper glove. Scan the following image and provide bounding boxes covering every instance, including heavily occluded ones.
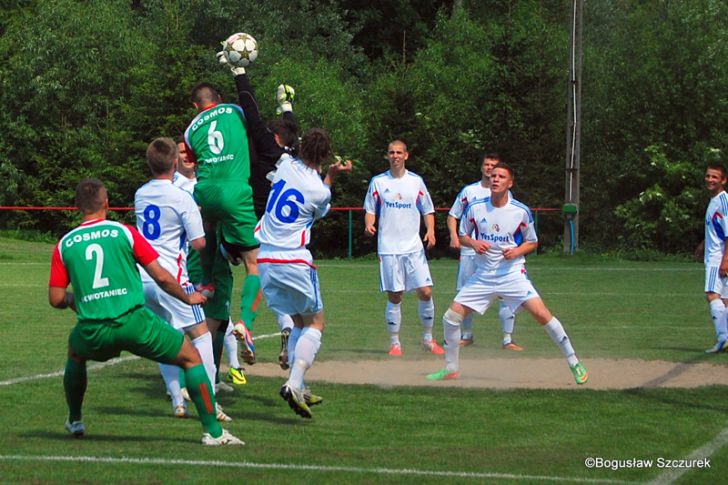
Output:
[216,50,246,76]
[276,84,295,114]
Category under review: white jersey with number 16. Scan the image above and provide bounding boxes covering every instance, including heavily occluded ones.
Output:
[255,158,331,249]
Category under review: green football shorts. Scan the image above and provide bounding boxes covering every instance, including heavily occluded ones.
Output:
[69,306,184,363]
[194,181,258,248]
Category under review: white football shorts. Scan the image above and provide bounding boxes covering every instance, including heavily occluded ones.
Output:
[378,249,433,293]
[258,250,323,316]
[143,280,205,331]
[704,266,728,298]
[454,268,540,315]
[455,253,477,291]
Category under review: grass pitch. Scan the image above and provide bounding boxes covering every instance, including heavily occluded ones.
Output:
[1,237,727,484]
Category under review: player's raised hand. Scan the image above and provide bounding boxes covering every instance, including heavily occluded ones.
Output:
[276,84,295,114]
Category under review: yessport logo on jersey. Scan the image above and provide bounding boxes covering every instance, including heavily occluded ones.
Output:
[477,232,509,243]
[384,193,412,210]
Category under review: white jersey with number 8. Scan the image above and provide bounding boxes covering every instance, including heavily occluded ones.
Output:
[134,179,204,283]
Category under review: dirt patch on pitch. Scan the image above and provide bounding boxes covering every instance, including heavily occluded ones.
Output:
[246,357,728,390]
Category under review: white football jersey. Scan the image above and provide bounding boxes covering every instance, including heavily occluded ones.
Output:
[449,181,492,256]
[173,171,197,194]
[364,170,435,255]
[460,197,537,277]
[255,158,331,249]
[705,190,728,266]
[134,179,204,283]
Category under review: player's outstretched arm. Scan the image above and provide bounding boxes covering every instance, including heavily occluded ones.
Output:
[144,259,207,306]
[323,158,352,186]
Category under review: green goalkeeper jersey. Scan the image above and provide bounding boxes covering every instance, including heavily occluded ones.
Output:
[184,103,252,189]
[49,219,159,322]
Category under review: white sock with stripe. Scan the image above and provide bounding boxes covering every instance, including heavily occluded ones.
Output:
[543,317,579,367]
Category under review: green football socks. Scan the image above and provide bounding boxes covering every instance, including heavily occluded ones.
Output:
[240,274,261,329]
[63,359,87,422]
[185,364,222,437]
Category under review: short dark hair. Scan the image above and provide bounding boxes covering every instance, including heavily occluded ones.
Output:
[388,139,408,152]
[484,152,501,162]
[191,82,222,106]
[300,128,332,167]
[493,161,514,178]
[707,163,728,178]
[146,137,177,175]
[75,178,107,214]
[269,118,299,152]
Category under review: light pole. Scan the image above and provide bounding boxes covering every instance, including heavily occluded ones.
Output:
[564,0,583,255]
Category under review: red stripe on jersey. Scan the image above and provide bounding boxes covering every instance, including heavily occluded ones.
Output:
[257,257,317,269]
[300,231,305,247]
[126,224,159,266]
[176,253,183,283]
[49,243,69,288]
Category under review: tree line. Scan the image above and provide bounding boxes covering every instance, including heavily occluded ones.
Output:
[1,0,726,257]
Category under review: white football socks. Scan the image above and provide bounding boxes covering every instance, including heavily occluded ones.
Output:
[419,298,435,343]
[543,317,578,367]
[223,321,241,369]
[288,327,322,390]
[288,326,302,367]
[159,363,184,407]
[191,332,216,393]
[386,301,402,346]
[460,313,474,340]
[710,298,727,341]
[443,309,463,373]
[499,302,515,334]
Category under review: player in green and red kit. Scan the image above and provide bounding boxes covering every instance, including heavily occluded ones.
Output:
[184,83,262,365]
[48,178,243,445]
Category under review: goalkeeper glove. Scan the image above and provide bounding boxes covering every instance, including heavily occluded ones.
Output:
[216,50,246,76]
[276,84,295,114]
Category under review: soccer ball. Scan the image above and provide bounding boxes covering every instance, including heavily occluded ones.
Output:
[223,33,258,68]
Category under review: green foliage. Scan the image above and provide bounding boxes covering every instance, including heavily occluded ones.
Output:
[614,145,704,253]
[582,0,728,251]
[2,1,727,254]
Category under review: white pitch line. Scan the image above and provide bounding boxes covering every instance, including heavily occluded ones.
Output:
[0,356,140,386]
[314,263,702,273]
[0,333,281,387]
[646,427,728,484]
[0,455,637,484]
